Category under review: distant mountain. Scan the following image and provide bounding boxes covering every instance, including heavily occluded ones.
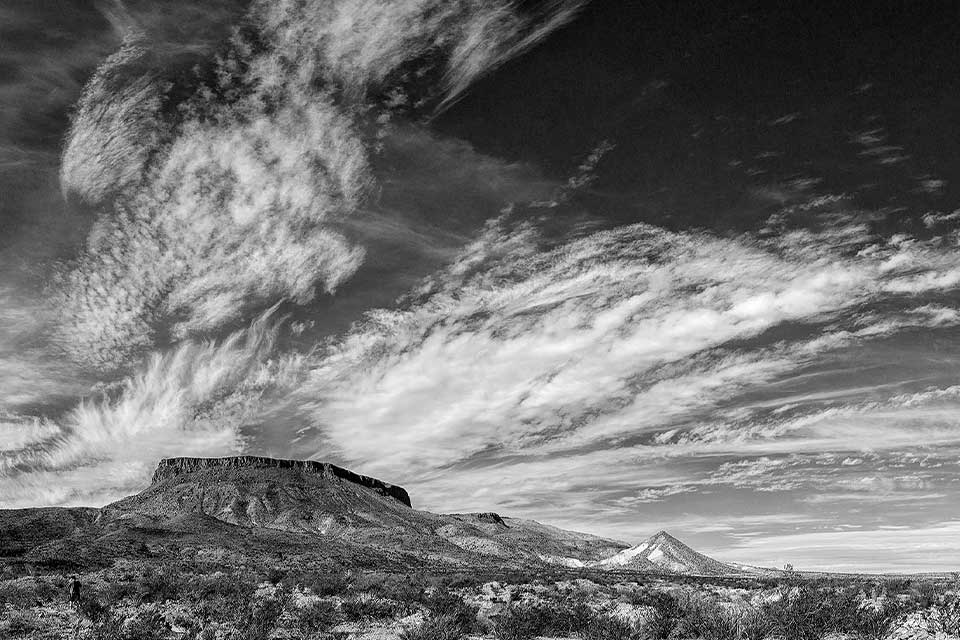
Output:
[0,456,625,572]
[596,530,738,575]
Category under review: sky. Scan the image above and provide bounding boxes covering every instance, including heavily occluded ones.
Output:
[2,0,960,573]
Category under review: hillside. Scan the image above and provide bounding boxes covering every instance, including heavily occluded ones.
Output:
[0,456,625,572]
[596,530,738,575]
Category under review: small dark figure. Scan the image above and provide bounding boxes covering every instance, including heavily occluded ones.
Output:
[69,575,81,608]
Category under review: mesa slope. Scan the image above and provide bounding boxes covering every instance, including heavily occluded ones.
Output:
[1,456,636,573]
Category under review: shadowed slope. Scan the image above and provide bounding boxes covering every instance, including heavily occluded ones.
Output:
[0,507,99,557]
[107,457,422,540]
[1,456,625,571]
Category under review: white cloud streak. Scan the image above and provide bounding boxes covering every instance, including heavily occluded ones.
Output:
[298,218,960,473]
[0,310,296,507]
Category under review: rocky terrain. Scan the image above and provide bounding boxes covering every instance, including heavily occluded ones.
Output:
[1,456,633,574]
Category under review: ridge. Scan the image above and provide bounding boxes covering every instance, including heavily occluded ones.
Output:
[152,456,412,507]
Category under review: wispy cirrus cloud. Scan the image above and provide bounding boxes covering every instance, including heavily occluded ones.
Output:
[56,20,372,369]
[261,212,960,558]
[252,0,586,107]
[0,309,295,507]
[0,287,87,411]
[3,0,583,506]
[296,216,960,467]
[53,0,584,371]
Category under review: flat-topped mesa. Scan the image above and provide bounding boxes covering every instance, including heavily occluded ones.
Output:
[152,456,412,507]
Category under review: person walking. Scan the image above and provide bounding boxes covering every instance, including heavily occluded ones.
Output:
[69,575,81,609]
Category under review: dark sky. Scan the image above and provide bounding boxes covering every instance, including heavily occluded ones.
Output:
[2,0,960,571]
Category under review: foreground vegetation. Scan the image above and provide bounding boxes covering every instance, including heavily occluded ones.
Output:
[2,561,959,639]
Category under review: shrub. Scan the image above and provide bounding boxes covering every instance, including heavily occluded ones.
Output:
[293,600,341,638]
[928,592,960,635]
[198,624,219,640]
[492,602,593,640]
[842,598,912,639]
[908,580,940,609]
[0,578,62,609]
[348,571,396,593]
[761,586,833,640]
[361,572,428,604]
[665,593,774,640]
[0,582,36,609]
[187,572,258,624]
[78,595,113,625]
[882,578,912,594]
[341,595,402,621]
[78,596,125,640]
[283,570,349,597]
[761,585,889,640]
[737,605,776,640]
[240,589,289,640]
[2,609,40,637]
[552,601,595,636]
[400,614,467,640]
[673,594,748,640]
[580,613,639,640]
[421,589,480,634]
[637,591,682,639]
[444,573,484,590]
[139,565,185,603]
[266,566,287,584]
[104,575,141,603]
[120,606,169,640]
[493,604,541,640]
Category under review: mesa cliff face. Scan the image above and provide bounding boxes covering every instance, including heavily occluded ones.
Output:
[152,456,412,507]
[1,455,629,572]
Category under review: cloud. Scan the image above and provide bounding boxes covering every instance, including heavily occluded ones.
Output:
[723,520,960,572]
[252,0,586,106]
[0,310,296,507]
[9,183,960,569]
[56,24,372,369]
[217,212,960,558]
[59,38,164,205]
[55,0,583,371]
[1,0,588,511]
[296,217,960,471]
[0,415,60,456]
[0,287,87,411]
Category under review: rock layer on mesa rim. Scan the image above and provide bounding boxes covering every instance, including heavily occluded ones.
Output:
[152,456,412,508]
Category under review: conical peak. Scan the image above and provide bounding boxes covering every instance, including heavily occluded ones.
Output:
[649,530,679,543]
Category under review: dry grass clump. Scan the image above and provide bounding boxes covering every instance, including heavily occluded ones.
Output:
[291,599,341,638]
[1,609,41,638]
[671,593,772,640]
[580,613,640,640]
[400,614,470,640]
[492,600,628,640]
